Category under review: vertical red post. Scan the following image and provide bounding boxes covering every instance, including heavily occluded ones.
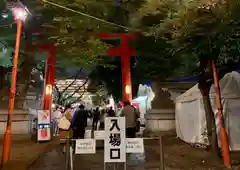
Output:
[40,44,56,110]
[1,20,22,165]
[212,60,231,168]
[98,33,136,102]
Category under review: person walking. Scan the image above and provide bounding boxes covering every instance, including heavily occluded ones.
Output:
[99,109,107,129]
[52,105,62,136]
[71,104,88,139]
[92,107,100,130]
[108,106,116,117]
[120,101,140,138]
[58,104,72,153]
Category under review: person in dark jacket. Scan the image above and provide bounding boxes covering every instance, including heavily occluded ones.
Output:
[108,107,115,117]
[71,104,88,139]
[92,107,100,130]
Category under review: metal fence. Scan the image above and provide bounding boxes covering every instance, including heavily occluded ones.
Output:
[28,114,37,139]
[63,136,165,170]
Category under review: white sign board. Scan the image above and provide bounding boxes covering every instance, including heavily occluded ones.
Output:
[126,138,144,153]
[37,110,50,124]
[37,110,51,141]
[84,130,92,138]
[37,124,51,141]
[104,117,126,163]
[94,131,105,140]
[75,139,96,154]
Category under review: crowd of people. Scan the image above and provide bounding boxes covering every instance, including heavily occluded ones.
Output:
[52,105,118,136]
[52,101,140,152]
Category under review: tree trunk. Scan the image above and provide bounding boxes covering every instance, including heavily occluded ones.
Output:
[15,35,35,109]
[198,58,218,153]
[15,55,34,109]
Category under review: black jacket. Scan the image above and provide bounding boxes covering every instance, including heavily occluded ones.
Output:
[71,109,88,128]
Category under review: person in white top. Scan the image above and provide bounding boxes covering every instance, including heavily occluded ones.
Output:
[52,106,62,136]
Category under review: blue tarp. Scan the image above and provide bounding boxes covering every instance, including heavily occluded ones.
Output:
[168,63,240,83]
[167,76,199,83]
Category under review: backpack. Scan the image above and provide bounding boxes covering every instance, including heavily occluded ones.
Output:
[133,107,140,132]
[58,116,71,130]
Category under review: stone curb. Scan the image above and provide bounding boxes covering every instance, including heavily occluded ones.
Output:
[0,139,58,170]
[143,129,176,137]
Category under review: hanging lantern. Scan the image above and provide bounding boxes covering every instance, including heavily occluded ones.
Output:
[125,85,131,94]
[45,84,52,95]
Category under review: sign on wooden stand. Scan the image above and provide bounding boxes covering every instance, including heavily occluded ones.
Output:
[104,117,126,163]
[126,138,144,153]
[66,117,164,170]
[75,139,96,154]
[37,110,51,141]
[94,130,105,140]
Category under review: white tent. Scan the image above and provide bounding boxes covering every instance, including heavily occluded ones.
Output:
[175,71,240,150]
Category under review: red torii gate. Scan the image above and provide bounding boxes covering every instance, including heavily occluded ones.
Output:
[38,44,56,110]
[98,33,136,102]
[32,28,56,110]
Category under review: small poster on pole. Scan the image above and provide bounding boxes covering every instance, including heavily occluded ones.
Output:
[94,130,105,140]
[126,138,144,153]
[38,110,50,124]
[104,117,126,163]
[75,139,96,154]
[37,110,51,141]
[84,130,92,138]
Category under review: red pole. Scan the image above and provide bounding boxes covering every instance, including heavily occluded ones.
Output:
[1,20,22,165]
[212,60,231,168]
[42,44,56,110]
[121,38,132,102]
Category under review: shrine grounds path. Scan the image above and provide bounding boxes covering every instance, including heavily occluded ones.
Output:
[28,134,240,170]
[0,135,57,170]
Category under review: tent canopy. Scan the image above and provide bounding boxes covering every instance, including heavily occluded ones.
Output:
[175,71,240,150]
[176,71,240,102]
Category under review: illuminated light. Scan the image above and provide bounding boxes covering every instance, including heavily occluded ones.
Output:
[125,85,131,94]
[45,84,52,95]
[145,82,151,87]
[12,8,27,21]
[2,13,8,19]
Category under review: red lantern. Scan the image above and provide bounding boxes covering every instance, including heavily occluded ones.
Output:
[45,84,52,95]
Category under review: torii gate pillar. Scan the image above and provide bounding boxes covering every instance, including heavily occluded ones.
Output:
[39,44,56,110]
[98,33,136,102]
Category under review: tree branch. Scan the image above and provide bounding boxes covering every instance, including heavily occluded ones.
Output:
[69,87,86,105]
[57,68,83,95]
[54,83,60,93]
[62,79,88,101]
[53,84,61,104]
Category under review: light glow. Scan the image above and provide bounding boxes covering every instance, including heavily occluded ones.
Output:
[125,85,131,94]
[2,13,8,19]
[45,84,53,95]
[12,8,27,21]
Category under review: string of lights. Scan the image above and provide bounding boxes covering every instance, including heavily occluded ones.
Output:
[64,0,128,11]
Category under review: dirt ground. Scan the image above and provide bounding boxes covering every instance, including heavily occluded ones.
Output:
[0,135,57,170]
[1,129,239,170]
[28,134,240,170]
[156,135,240,170]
